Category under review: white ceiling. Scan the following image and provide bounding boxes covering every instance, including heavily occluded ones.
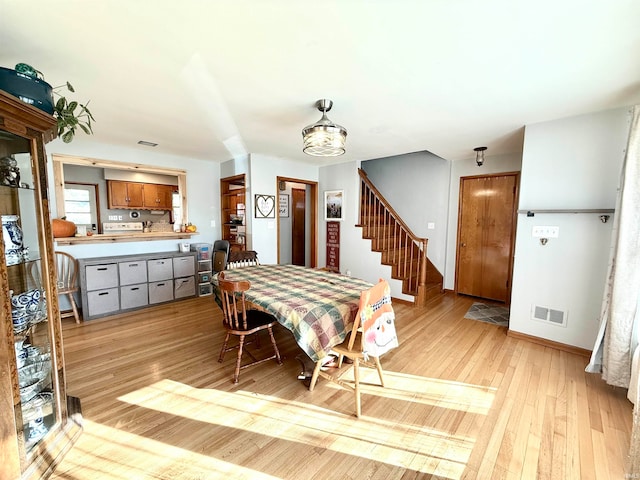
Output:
[2,1,639,165]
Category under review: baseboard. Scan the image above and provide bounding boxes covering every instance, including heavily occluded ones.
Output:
[507,330,592,357]
[391,296,414,306]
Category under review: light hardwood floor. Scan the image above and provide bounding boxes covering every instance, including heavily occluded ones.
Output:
[51,292,632,480]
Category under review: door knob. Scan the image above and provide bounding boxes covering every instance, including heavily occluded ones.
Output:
[460,242,466,247]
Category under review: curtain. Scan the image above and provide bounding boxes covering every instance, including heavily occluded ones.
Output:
[585,105,640,476]
[586,105,640,387]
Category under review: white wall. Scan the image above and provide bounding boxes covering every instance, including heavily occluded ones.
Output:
[46,138,220,260]
[444,152,523,290]
[248,154,318,265]
[509,107,631,349]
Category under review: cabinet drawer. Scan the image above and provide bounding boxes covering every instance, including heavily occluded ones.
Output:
[198,259,212,272]
[87,288,120,316]
[120,283,148,310]
[85,264,118,291]
[198,283,213,296]
[173,256,195,278]
[198,271,211,284]
[119,261,148,286]
[174,276,195,299]
[149,280,174,304]
[147,258,173,282]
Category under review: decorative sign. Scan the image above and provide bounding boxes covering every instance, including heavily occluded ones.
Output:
[326,221,340,272]
[279,193,289,217]
[255,194,275,218]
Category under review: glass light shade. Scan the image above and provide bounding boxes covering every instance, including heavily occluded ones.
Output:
[474,146,487,166]
[302,112,347,157]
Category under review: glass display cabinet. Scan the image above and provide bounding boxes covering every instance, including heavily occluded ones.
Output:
[0,90,81,479]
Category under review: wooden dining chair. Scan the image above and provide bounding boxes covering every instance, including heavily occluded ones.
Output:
[309,278,398,417]
[55,251,82,324]
[217,272,282,383]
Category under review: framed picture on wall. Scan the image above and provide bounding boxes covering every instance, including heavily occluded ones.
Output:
[255,194,276,218]
[279,194,289,217]
[324,190,344,221]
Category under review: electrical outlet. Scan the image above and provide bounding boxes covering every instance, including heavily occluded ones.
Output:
[427,222,435,229]
[532,225,559,238]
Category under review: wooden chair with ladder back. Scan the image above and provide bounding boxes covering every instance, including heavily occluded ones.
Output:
[217,271,282,383]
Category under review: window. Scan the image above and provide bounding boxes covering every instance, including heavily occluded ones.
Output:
[64,184,98,230]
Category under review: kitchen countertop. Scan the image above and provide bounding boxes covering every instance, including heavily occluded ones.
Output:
[54,231,198,246]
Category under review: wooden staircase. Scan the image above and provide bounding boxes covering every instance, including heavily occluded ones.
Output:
[357,169,443,306]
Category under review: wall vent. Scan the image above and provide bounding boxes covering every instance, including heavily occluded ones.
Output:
[531,305,567,327]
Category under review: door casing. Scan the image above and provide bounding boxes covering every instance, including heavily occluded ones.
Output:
[276,176,318,267]
[455,172,519,303]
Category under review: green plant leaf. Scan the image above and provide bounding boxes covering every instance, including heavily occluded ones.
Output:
[62,131,74,143]
[66,82,75,93]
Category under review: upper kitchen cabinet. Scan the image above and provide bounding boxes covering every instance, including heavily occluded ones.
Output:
[108,180,175,210]
[142,183,175,210]
[107,180,144,209]
[0,90,81,480]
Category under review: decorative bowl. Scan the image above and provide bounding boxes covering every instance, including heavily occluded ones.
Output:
[11,288,42,312]
[18,362,51,403]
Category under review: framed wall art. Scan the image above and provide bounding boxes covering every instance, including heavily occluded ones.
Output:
[255,194,276,218]
[324,190,344,221]
[279,193,289,217]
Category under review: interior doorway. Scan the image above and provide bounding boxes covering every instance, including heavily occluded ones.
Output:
[455,172,519,303]
[291,188,306,266]
[277,177,318,267]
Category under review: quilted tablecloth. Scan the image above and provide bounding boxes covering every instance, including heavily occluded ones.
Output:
[221,265,372,362]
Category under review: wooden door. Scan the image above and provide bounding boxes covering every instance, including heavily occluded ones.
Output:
[292,188,306,266]
[455,173,518,303]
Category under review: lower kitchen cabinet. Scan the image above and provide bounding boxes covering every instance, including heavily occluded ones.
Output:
[78,251,197,319]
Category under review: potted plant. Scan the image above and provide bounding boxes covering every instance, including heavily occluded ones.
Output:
[0,63,94,143]
[52,81,95,143]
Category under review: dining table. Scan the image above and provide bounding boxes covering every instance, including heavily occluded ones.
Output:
[218,264,373,362]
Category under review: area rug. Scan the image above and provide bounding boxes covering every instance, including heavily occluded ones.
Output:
[464,302,510,327]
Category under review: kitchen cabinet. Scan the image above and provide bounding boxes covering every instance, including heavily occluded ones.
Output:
[142,183,174,210]
[0,90,81,480]
[107,181,174,210]
[220,174,246,252]
[107,180,144,209]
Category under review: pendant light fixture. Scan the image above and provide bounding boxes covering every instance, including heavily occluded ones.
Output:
[474,146,487,166]
[302,99,347,156]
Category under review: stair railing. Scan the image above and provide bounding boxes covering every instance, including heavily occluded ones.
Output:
[357,169,428,304]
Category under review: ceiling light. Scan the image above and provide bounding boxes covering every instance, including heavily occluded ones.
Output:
[474,146,487,166]
[302,99,347,157]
